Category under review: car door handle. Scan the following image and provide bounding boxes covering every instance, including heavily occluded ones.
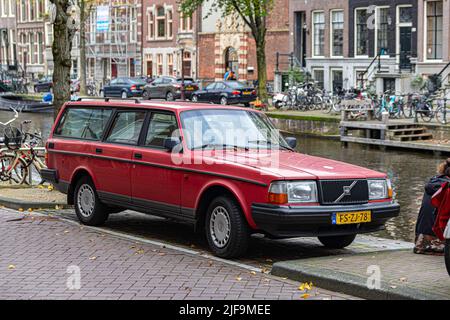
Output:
[96,148,103,154]
[134,153,143,159]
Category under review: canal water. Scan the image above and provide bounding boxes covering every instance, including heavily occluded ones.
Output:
[0,110,444,243]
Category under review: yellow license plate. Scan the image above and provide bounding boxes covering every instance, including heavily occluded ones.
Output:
[243,91,251,95]
[186,86,194,90]
[332,211,371,225]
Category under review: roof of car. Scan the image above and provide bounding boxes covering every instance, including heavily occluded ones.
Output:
[65,100,258,113]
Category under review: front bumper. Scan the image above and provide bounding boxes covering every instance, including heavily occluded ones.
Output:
[252,202,400,238]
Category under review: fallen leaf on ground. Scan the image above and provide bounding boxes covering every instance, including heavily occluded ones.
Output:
[399,277,407,282]
[250,271,257,275]
[236,277,242,281]
[390,285,397,289]
[8,265,15,270]
[300,294,310,299]
[135,249,145,255]
[18,208,24,212]
[89,256,97,260]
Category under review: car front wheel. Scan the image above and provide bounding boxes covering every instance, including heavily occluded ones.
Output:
[205,195,249,258]
[121,91,128,99]
[191,95,199,103]
[142,90,150,100]
[318,234,356,249]
[74,176,109,226]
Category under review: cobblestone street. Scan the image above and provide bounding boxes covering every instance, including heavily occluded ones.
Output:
[0,208,353,300]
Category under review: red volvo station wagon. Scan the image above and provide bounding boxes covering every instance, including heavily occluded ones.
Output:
[43,100,400,258]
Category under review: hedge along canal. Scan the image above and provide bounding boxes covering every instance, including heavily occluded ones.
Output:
[0,109,443,243]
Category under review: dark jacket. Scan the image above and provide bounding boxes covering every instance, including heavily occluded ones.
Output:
[416,175,450,236]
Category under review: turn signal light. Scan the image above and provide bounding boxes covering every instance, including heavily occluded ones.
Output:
[268,192,288,205]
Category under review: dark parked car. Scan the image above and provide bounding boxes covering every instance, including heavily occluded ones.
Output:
[100,77,146,99]
[191,81,257,107]
[34,77,53,93]
[142,76,199,101]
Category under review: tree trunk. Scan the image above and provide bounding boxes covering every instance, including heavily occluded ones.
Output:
[79,0,87,96]
[255,37,268,108]
[51,0,75,119]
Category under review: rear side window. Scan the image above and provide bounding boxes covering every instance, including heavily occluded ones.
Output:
[54,108,112,140]
[145,112,178,148]
[106,111,146,145]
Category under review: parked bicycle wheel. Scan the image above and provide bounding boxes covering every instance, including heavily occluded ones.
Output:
[435,106,449,124]
[0,154,29,184]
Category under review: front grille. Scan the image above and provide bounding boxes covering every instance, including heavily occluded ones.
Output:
[319,180,369,205]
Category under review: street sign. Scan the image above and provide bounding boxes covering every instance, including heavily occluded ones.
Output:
[96,6,109,32]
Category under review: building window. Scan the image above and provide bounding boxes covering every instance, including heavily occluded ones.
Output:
[157,54,163,75]
[167,53,173,76]
[20,0,26,21]
[183,51,192,77]
[180,13,193,32]
[355,9,368,56]
[38,32,43,64]
[312,69,324,89]
[331,10,344,57]
[156,6,166,38]
[130,7,137,43]
[399,6,413,23]
[145,54,153,76]
[167,9,173,38]
[377,7,390,55]
[331,69,343,93]
[426,0,443,60]
[147,10,154,40]
[312,12,325,57]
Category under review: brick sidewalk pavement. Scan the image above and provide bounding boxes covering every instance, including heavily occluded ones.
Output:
[0,209,353,300]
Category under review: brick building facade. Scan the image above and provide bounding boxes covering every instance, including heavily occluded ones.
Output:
[141,0,198,79]
[197,0,290,83]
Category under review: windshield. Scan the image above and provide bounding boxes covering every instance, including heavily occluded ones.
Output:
[180,109,290,150]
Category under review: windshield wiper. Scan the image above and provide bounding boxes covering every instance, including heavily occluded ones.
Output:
[191,144,249,151]
[248,140,294,152]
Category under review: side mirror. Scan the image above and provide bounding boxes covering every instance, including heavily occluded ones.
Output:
[163,137,182,152]
[285,137,297,149]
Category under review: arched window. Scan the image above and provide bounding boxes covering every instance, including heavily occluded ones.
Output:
[156,6,165,38]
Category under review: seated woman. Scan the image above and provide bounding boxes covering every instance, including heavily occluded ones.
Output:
[414,159,450,255]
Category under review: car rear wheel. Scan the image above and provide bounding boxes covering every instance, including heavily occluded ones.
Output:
[220,97,228,105]
[191,95,199,103]
[445,240,450,276]
[166,91,174,101]
[205,195,249,258]
[74,176,109,226]
[121,91,128,99]
[318,234,356,249]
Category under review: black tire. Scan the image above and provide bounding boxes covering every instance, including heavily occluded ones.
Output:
[191,95,199,103]
[220,96,228,105]
[121,91,128,99]
[142,90,150,100]
[74,176,109,226]
[318,234,356,249]
[445,240,450,276]
[244,103,251,108]
[205,195,249,258]
[166,91,174,101]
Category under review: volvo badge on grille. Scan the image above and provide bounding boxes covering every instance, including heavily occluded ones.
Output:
[334,181,358,203]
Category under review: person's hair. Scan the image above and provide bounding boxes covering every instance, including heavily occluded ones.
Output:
[438,158,450,176]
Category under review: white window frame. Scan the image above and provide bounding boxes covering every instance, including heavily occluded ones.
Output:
[155,6,166,40]
[146,6,155,41]
[396,5,413,65]
[354,7,369,58]
[311,10,325,58]
[167,8,173,39]
[424,0,443,62]
[330,9,344,58]
[330,67,344,92]
[374,6,391,57]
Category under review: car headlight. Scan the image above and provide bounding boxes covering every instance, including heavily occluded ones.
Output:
[269,181,318,204]
[368,179,392,200]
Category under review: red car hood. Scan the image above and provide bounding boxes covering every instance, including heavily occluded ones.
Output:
[205,150,386,180]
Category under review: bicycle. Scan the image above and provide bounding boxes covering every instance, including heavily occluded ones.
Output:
[0,109,47,185]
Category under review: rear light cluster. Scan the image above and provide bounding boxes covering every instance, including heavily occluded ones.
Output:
[130,85,137,90]
[231,91,241,96]
[252,90,257,95]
